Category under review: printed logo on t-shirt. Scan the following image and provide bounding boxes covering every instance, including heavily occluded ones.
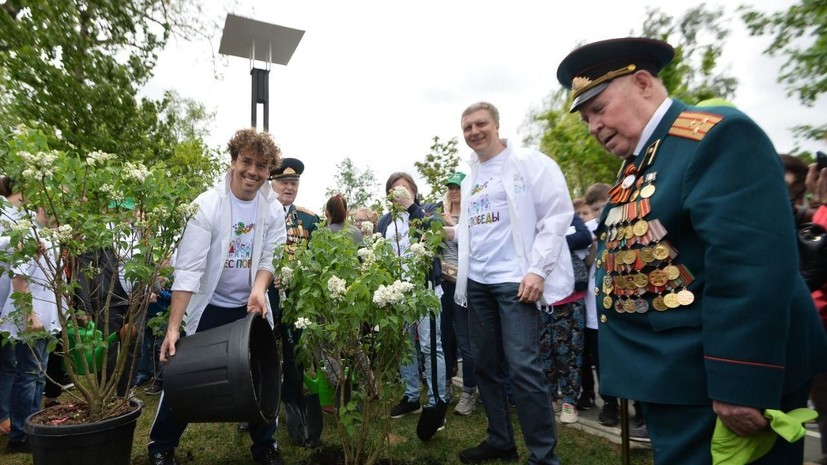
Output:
[468,177,500,226]
[226,221,254,269]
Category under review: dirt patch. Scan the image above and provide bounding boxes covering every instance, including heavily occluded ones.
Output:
[28,400,136,426]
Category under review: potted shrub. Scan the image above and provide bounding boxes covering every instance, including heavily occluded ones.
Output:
[0,127,205,464]
[275,196,444,465]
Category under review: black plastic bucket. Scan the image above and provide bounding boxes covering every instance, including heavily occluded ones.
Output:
[25,399,142,465]
[163,312,280,424]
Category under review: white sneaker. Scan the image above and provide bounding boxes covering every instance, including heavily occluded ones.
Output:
[454,391,476,416]
[559,402,579,424]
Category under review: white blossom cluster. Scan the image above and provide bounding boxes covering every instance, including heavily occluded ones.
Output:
[176,202,199,219]
[85,150,115,166]
[280,266,294,288]
[294,317,312,329]
[18,150,58,180]
[124,162,150,182]
[390,185,411,201]
[357,247,376,271]
[409,242,430,260]
[359,220,374,236]
[40,224,74,243]
[372,280,414,308]
[3,218,32,236]
[327,275,347,302]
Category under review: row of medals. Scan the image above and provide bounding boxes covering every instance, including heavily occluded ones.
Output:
[600,172,695,313]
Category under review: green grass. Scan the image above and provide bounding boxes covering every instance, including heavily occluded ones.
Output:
[2,388,654,464]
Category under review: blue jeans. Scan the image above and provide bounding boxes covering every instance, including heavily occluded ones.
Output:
[148,304,278,459]
[400,313,447,406]
[442,281,476,391]
[6,338,49,442]
[467,279,560,465]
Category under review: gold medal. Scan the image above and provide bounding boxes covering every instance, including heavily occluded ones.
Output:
[633,219,649,237]
[633,272,650,288]
[648,269,669,287]
[664,292,680,308]
[623,299,636,313]
[652,244,669,261]
[640,247,655,263]
[663,264,680,281]
[652,295,668,311]
[676,289,695,306]
[640,184,656,198]
[630,189,640,201]
[603,295,613,309]
[623,250,637,265]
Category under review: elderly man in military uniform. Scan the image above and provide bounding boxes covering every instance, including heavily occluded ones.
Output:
[556,37,827,465]
[269,157,321,445]
[271,158,320,252]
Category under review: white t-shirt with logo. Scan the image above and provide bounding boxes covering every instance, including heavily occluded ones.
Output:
[467,151,522,284]
[210,192,258,307]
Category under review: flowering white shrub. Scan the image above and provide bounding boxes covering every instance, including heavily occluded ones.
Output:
[327,275,347,302]
[294,317,313,329]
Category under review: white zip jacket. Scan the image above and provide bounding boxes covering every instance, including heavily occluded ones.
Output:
[454,140,574,308]
[172,171,286,333]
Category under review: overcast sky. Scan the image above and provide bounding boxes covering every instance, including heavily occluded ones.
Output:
[145,0,827,212]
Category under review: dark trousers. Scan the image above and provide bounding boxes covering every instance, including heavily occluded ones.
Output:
[103,305,137,396]
[643,381,810,465]
[268,285,303,404]
[148,304,278,458]
[439,281,458,387]
[581,328,597,397]
[44,339,66,399]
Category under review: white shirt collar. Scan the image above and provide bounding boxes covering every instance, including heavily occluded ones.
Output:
[632,98,672,156]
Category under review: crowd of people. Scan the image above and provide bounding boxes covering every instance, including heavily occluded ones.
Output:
[1,35,826,465]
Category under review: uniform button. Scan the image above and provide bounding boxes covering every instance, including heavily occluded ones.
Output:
[600,315,607,323]
[600,232,607,241]
[596,259,603,267]
[594,286,600,293]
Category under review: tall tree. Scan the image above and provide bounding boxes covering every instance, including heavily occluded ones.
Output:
[414,136,461,204]
[324,157,382,210]
[526,5,737,194]
[0,0,216,161]
[741,1,827,140]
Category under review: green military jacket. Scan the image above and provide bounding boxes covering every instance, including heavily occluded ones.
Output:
[595,99,827,407]
[284,204,319,252]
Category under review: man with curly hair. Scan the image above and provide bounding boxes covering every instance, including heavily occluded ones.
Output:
[148,128,287,465]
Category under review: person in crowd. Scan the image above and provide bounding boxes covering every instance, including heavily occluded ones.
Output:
[0,176,21,436]
[439,172,478,416]
[802,160,827,465]
[268,158,320,434]
[572,197,592,223]
[541,214,590,425]
[323,194,362,245]
[584,183,610,220]
[0,202,62,454]
[378,172,448,437]
[147,128,286,465]
[557,37,827,465]
[573,196,597,413]
[454,101,573,465]
[353,207,378,236]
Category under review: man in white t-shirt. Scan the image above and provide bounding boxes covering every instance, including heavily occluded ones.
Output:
[453,101,574,465]
[148,129,287,465]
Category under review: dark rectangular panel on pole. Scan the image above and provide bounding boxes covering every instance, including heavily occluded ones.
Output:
[251,68,270,130]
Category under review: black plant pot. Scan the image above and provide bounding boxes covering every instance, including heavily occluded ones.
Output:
[163,312,280,424]
[24,399,143,465]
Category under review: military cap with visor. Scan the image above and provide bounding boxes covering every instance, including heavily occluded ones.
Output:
[270,157,305,180]
[556,37,675,113]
